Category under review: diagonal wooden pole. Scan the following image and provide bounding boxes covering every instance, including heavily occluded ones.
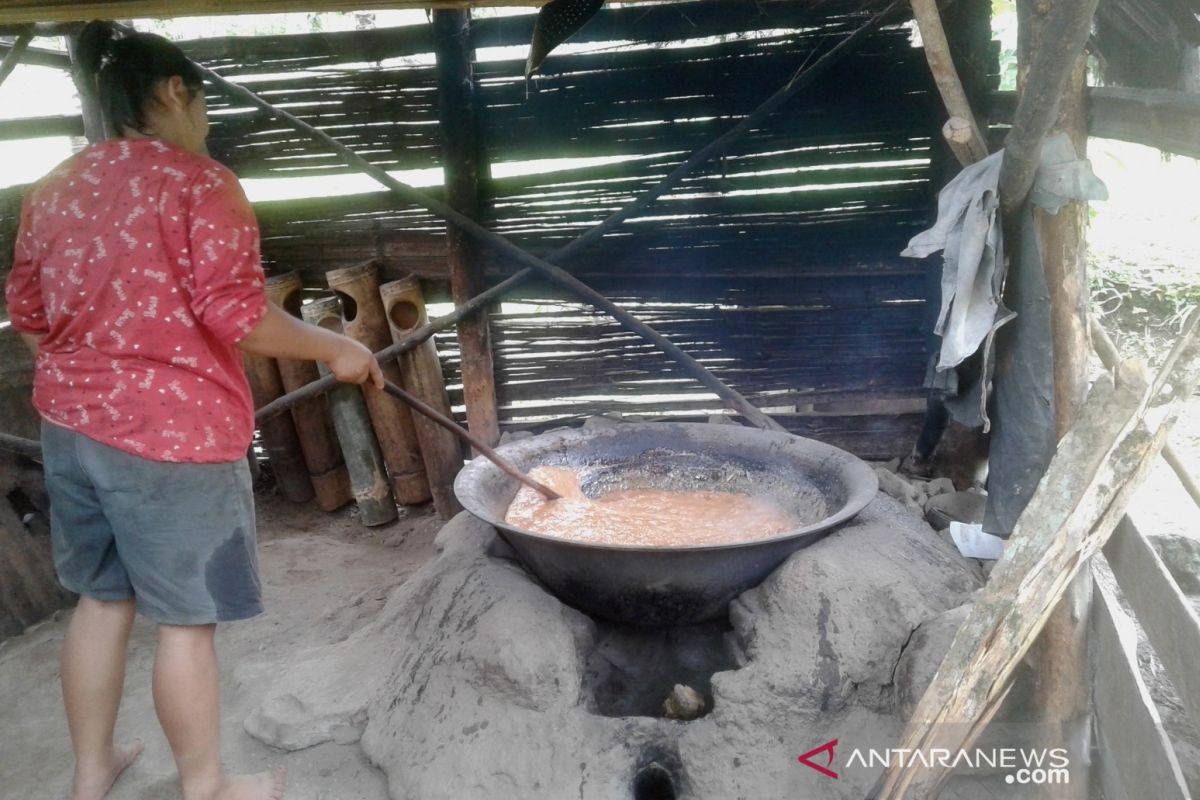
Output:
[201,1,907,433]
[909,0,988,165]
[0,27,33,89]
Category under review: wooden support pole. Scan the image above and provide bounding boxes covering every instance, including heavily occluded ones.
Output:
[65,27,106,143]
[874,309,1200,799]
[242,352,315,503]
[1012,4,1095,793]
[264,273,352,512]
[302,298,398,527]
[326,262,430,505]
[380,277,463,519]
[0,27,33,90]
[432,9,501,449]
[190,5,909,434]
[998,0,1101,217]
[911,0,989,164]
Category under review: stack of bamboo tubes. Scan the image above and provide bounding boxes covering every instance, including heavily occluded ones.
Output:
[243,262,463,525]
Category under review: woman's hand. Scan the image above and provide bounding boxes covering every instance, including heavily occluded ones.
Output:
[325,338,384,389]
[239,304,383,388]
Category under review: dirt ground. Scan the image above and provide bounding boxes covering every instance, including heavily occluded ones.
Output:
[0,492,442,800]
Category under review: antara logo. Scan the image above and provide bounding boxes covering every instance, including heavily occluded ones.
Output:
[798,738,839,779]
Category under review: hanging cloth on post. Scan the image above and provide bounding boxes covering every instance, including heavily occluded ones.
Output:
[902,149,1014,430]
[901,133,1107,536]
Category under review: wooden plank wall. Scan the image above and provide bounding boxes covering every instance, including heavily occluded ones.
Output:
[0,0,962,458]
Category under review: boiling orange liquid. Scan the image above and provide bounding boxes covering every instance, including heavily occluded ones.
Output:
[504,466,800,547]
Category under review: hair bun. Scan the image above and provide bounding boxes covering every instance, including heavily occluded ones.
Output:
[75,20,119,76]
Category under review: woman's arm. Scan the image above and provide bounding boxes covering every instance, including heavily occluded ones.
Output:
[237,303,383,388]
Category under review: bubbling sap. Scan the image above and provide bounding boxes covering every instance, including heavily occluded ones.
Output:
[504,465,801,547]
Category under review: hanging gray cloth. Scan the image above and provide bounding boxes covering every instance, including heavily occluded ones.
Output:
[901,134,1108,435]
[903,149,1014,430]
[983,134,1108,536]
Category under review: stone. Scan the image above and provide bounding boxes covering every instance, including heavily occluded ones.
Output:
[245,497,984,799]
[926,477,956,497]
[894,601,974,720]
[663,684,706,720]
[1150,533,1200,597]
[925,490,987,531]
[874,467,924,514]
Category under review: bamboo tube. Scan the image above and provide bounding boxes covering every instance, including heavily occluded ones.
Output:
[264,273,351,512]
[380,277,463,518]
[242,352,314,503]
[325,261,430,505]
[301,298,398,527]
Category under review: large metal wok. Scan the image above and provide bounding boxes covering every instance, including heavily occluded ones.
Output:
[454,422,877,625]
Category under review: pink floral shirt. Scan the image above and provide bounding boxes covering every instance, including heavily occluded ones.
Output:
[5,138,268,463]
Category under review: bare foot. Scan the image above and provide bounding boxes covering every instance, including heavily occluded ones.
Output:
[214,767,286,800]
[72,738,144,800]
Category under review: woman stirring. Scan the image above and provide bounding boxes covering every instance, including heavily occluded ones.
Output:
[4,22,382,800]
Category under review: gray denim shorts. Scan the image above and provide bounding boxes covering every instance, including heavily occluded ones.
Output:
[41,419,263,626]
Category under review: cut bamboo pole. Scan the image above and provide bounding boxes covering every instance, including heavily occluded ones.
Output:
[264,273,351,512]
[242,352,314,503]
[301,298,398,527]
[380,277,463,519]
[910,0,989,165]
[326,261,430,506]
[874,309,1200,799]
[433,9,501,450]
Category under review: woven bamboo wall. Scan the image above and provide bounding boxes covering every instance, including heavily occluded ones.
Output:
[0,0,981,457]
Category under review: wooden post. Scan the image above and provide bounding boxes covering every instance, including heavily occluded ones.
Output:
[263,273,351,512]
[301,298,398,527]
[242,352,314,503]
[999,0,1101,216]
[380,277,463,519]
[66,28,106,142]
[325,261,430,506]
[1016,2,1094,795]
[432,9,501,449]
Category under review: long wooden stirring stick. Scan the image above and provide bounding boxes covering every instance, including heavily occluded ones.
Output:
[380,379,562,501]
